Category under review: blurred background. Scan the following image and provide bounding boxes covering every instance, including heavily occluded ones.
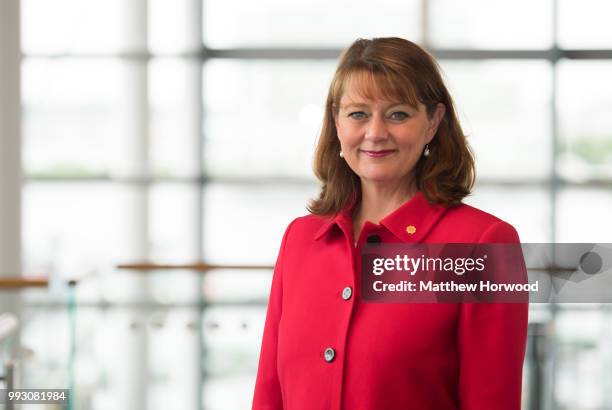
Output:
[0,0,611,409]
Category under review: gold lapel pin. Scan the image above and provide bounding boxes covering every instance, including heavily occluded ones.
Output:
[406,225,417,234]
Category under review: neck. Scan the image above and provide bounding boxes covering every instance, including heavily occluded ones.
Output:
[352,177,416,241]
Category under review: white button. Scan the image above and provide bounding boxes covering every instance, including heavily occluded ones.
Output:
[342,286,353,301]
[324,347,335,362]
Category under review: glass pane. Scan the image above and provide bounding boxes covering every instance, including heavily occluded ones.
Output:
[202,183,319,264]
[428,0,553,49]
[79,309,152,408]
[22,183,143,278]
[557,188,612,243]
[203,0,421,48]
[20,308,71,389]
[150,183,200,263]
[149,0,201,54]
[150,59,201,178]
[465,186,551,242]
[203,375,257,410]
[202,305,266,408]
[203,269,272,303]
[21,0,137,54]
[557,61,612,180]
[555,308,612,409]
[62,269,202,306]
[203,60,332,178]
[558,0,612,49]
[148,308,199,410]
[441,60,552,179]
[22,59,143,178]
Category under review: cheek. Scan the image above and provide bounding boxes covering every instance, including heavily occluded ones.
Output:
[397,127,427,147]
[337,125,362,146]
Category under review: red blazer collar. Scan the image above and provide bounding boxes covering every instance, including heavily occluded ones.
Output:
[314,191,449,243]
[313,200,355,242]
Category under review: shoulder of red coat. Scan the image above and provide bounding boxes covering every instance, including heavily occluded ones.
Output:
[440,202,519,242]
[291,213,331,232]
[282,213,330,237]
[445,202,505,225]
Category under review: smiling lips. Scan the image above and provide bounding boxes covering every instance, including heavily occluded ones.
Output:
[360,149,397,158]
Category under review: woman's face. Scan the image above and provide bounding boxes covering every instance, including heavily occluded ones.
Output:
[334,78,444,186]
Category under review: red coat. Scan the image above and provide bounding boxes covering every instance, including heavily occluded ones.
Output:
[252,191,528,410]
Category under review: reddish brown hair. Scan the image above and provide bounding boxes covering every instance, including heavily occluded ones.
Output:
[308,37,475,216]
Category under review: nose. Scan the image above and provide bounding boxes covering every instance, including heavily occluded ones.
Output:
[365,114,389,141]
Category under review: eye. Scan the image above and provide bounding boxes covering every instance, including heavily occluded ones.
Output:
[389,111,409,120]
[348,111,367,120]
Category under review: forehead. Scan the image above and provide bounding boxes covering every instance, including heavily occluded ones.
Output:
[339,70,418,107]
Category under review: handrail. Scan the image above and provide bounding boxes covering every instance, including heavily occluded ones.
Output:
[116,262,274,271]
[0,276,84,288]
[0,276,48,288]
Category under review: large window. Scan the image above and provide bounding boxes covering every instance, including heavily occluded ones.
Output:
[18,0,612,409]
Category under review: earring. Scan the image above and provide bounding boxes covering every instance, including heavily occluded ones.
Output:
[339,150,344,158]
[423,144,430,158]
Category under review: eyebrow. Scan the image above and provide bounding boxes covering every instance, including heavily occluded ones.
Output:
[340,102,412,110]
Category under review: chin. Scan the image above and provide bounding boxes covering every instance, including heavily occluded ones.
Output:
[358,172,399,183]
[357,166,413,184]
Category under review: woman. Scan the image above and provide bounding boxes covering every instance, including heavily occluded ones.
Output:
[252,37,528,410]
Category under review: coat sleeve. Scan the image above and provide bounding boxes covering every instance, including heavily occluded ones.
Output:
[252,219,296,410]
[458,220,529,410]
